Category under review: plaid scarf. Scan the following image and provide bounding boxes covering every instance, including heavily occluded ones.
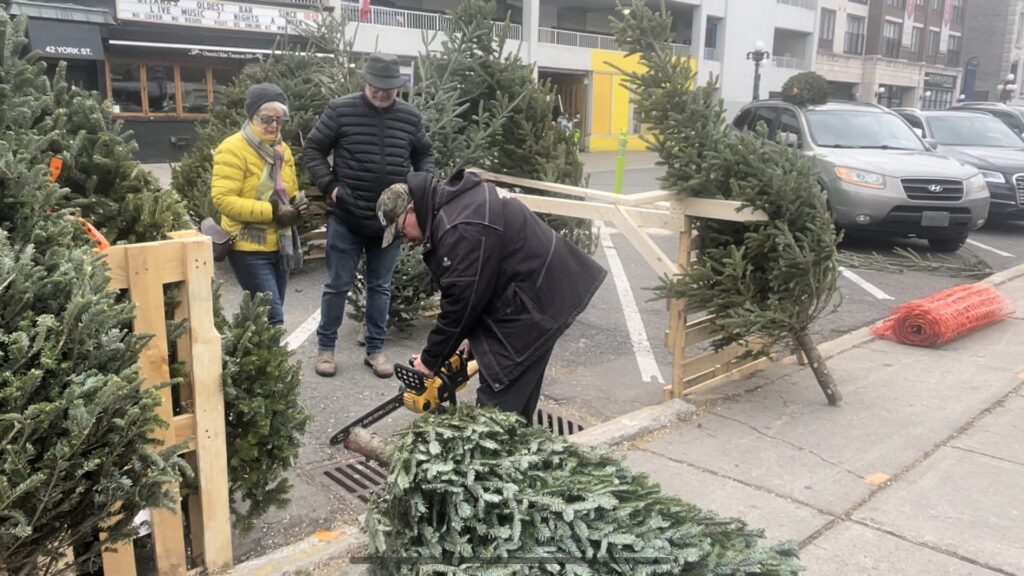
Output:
[239,121,303,271]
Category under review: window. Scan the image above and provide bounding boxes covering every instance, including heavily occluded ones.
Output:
[947,35,962,66]
[886,0,904,8]
[776,110,802,146]
[109,62,143,113]
[845,16,866,55]
[928,29,941,56]
[933,0,942,11]
[743,107,779,139]
[952,0,964,23]
[916,0,925,6]
[883,21,902,58]
[911,27,923,54]
[107,62,240,118]
[820,8,836,45]
[1018,12,1024,47]
[899,112,925,133]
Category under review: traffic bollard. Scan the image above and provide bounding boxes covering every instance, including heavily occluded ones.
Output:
[613,128,628,194]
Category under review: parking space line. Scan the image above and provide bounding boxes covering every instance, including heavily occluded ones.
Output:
[598,223,665,385]
[966,239,1014,258]
[284,309,321,352]
[838,266,894,300]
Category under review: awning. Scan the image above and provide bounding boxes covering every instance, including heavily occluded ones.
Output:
[26,19,106,61]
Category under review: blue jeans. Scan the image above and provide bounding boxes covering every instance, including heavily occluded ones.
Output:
[228,250,289,326]
[317,218,401,354]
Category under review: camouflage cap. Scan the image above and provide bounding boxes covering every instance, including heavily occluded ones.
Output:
[377,182,412,247]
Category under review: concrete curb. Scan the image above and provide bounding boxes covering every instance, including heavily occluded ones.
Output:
[568,399,697,448]
[224,527,367,576]
[982,260,1024,287]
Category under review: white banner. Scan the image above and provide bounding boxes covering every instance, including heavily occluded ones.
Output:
[115,1,321,35]
[939,0,955,53]
[901,0,916,47]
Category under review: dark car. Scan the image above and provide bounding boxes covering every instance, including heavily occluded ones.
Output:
[948,102,1024,136]
[895,108,1024,219]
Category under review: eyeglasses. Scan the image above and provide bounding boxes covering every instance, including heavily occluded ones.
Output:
[367,85,398,95]
[257,115,288,127]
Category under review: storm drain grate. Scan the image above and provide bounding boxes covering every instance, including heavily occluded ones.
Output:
[533,406,585,436]
[321,458,387,503]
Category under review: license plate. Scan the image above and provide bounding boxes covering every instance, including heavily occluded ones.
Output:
[921,211,950,227]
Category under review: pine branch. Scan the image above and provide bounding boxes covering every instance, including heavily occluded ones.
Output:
[837,246,993,279]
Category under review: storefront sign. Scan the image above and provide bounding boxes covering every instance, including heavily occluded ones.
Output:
[115,0,321,35]
[27,19,105,61]
[924,73,957,90]
[187,48,265,60]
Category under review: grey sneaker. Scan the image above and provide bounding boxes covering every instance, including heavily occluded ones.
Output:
[364,352,394,378]
[315,349,336,377]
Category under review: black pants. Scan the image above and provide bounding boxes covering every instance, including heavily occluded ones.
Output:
[476,347,554,422]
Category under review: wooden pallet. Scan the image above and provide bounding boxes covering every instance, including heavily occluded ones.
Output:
[96,231,232,575]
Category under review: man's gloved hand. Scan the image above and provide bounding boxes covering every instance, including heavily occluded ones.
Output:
[270,196,299,227]
[290,191,310,217]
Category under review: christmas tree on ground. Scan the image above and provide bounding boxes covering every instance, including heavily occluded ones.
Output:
[0,99,185,576]
[0,10,310,544]
[352,406,802,575]
[612,2,842,405]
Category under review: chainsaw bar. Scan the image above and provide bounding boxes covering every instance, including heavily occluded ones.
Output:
[329,390,405,446]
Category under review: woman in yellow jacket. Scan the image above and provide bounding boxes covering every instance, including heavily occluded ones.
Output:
[211,83,307,326]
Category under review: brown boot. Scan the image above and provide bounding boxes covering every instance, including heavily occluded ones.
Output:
[364,352,394,378]
[315,349,336,377]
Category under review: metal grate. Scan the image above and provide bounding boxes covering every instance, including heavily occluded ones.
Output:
[533,407,585,436]
[901,178,965,202]
[1014,174,1024,206]
[321,458,387,503]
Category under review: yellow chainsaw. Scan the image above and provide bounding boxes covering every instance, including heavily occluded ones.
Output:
[329,351,478,446]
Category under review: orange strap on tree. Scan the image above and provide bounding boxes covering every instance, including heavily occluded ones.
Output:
[75,216,111,251]
[48,156,63,183]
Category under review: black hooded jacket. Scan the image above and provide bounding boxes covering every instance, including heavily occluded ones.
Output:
[412,170,607,390]
[304,92,434,237]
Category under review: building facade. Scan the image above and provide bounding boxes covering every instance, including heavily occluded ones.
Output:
[962,0,1024,103]
[815,0,966,109]
[4,0,823,160]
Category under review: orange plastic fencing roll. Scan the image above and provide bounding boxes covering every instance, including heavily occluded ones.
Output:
[871,283,1014,348]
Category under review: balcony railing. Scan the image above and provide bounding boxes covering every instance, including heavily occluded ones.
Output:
[844,32,866,55]
[339,3,521,39]
[338,3,689,56]
[777,0,818,9]
[774,56,809,70]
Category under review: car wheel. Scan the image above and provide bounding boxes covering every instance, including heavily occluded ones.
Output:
[927,234,968,253]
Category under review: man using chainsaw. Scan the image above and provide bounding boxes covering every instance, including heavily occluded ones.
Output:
[375,170,607,420]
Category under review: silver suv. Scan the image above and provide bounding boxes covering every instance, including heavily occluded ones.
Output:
[732,101,990,252]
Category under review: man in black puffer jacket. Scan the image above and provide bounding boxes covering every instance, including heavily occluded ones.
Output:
[375,170,607,420]
[305,53,434,380]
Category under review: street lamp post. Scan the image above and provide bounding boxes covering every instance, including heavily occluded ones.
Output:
[919,90,932,109]
[746,40,771,101]
[875,86,886,105]
[1001,73,1018,104]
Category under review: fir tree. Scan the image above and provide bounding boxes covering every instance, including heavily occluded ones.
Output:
[359,406,802,575]
[216,292,309,533]
[611,2,842,405]
[0,97,185,576]
[781,72,829,107]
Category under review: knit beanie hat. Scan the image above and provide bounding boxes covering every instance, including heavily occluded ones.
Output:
[244,83,288,119]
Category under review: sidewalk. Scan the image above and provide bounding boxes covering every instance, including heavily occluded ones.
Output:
[623,269,1024,575]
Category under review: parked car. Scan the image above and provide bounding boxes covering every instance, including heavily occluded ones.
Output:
[948,102,1024,136]
[894,108,1024,220]
[731,100,990,252]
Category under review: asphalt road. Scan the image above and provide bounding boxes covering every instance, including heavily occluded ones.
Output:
[217,161,1024,560]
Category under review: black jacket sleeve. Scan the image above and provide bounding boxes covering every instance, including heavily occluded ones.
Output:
[411,118,435,174]
[304,102,340,196]
[420,224,500,372]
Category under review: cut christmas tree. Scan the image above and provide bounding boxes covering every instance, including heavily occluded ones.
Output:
[612,2,843,405]
[351,406,802,575]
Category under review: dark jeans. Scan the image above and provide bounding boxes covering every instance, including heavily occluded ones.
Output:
[228,250,289,326]
[317,218,401,354]
[476,347,554,421]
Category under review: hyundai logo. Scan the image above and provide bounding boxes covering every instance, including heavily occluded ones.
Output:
[928,184,944,193]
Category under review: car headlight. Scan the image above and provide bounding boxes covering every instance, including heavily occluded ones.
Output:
[966,173,988,195]
[978,170,1005,184]
[833,167,886,189]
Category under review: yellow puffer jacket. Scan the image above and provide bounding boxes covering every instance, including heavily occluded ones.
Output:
[210,131,299,253]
